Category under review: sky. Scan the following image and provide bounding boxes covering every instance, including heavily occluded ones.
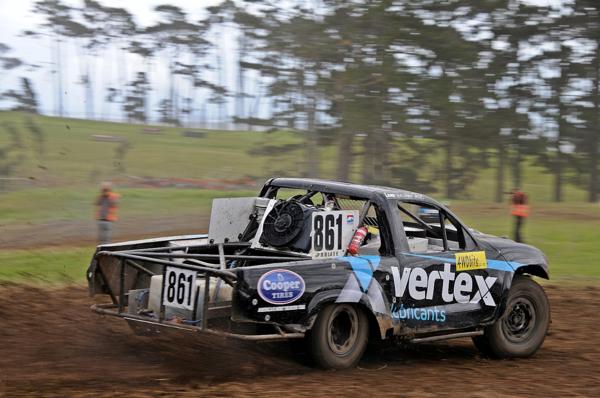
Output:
[0,0,231,123]
[0,0,222,51]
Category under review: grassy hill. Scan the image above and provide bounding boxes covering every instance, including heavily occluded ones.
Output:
[0,111,308,185]
[0,110,591,202]
[0,111,598,282]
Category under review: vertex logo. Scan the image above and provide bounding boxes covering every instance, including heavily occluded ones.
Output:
[391,263,497,306]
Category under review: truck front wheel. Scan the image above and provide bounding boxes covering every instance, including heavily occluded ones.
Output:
[308,304,369,369]
[473,275,550,358]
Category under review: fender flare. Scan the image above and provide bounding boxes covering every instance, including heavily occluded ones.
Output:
[304,289,389,340]
[494,265,549,322]
[514,264,549,279]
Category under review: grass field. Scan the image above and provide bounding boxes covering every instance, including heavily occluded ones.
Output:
[0,187,255,225]
[0,246,94,284]
[1,111,599,284]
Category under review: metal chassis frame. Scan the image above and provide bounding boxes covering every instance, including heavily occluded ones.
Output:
[92,243,306,342]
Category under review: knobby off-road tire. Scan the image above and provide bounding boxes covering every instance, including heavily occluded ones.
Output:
[473,275,550,358]
[308,304,369,369]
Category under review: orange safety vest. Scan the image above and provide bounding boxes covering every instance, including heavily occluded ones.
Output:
[96,192,120,221]
[511,204,529,218]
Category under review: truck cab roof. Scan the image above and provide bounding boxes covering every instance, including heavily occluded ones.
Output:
[261,177,442,207]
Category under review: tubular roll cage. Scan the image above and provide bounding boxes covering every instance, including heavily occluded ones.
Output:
[90,242,307,341]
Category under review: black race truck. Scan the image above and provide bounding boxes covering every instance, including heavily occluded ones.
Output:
[87,178,550,369]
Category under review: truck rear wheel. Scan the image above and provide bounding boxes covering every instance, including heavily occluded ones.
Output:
[474,275,549,358]
[308,304,369,369]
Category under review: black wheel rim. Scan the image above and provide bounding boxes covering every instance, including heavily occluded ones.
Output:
[327,306,359,356]
[502,297,536,343]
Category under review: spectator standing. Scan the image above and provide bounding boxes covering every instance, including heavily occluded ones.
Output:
[510,188,529,243]
[95,182,119,244]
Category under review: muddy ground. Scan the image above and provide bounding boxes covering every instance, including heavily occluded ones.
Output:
[0,283,599,397]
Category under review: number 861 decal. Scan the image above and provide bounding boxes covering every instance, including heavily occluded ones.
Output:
[163,266,197,310]
[310,210,358,258]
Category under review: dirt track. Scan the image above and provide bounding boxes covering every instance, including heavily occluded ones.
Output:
[1,283,599,397]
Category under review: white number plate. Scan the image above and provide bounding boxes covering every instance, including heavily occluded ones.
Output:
[162,267,197,310]
[310,210,359,258]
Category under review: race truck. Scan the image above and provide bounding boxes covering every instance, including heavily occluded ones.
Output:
[87,178,550,369]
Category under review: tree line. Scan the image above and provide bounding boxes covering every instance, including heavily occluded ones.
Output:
[0,0,599,203]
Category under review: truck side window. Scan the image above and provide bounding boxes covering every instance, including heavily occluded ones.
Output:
[398,202,472,253]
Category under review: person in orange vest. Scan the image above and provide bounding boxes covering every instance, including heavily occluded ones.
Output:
[95,182,120,244]
[510,188,529,243]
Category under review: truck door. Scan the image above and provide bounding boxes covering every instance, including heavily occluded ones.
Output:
[391,202,504,334]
